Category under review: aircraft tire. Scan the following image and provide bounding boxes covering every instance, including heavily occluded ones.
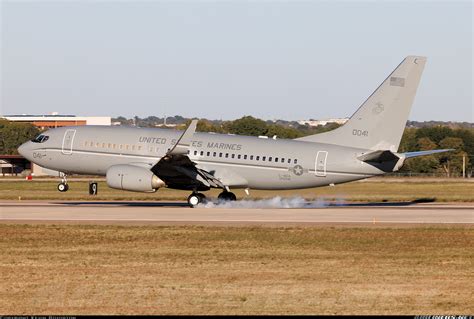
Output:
[188,193,206,207]
[58,183,69,192]
[218,191,237,201]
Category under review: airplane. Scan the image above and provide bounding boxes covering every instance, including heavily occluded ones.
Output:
[18,56,451,207]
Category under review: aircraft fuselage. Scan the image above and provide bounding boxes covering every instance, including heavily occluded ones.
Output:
[19,125,385,190]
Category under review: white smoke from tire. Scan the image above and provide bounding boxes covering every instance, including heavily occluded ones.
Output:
[198,196,344,209]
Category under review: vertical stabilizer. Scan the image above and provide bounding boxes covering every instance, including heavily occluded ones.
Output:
[296,56,427,151]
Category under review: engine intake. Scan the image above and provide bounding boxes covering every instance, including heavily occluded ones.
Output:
[106,164,165,192]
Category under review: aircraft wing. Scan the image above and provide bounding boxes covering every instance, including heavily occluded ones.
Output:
[150,120,225,191]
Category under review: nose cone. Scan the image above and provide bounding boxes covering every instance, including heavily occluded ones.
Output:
[18,142,31,159]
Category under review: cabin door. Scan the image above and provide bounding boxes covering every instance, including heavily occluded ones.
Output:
[315,151,328,177]
[62,129,76,155]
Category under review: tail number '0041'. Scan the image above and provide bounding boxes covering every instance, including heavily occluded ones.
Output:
[353,129,369,137]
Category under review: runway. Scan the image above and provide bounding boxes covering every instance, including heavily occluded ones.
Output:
[0,200,473,226]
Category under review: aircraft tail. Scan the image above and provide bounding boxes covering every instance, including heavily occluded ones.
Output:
[296,56,427,151]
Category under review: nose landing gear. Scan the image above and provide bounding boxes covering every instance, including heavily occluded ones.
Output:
[57,174,69,192]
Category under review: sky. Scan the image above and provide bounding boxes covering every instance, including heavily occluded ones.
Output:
[0,0,472,122]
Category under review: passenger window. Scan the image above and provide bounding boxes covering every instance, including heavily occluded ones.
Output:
[138,146,141,151]
[275,157,278,162]
[113,144,116,149]
[207,152,210,156]
[231,154,235,159]
[269,157,272,162]
[126,145,129,150]
[132,145,136,151]
[294,159,298,164]
[108,143,111,148]
[96,142,100,148]
[219,153,223,158]
[200,151,204,156]
[281,158,284,163]
[244,155,247,160]
[250,155,254,160]
[102,143,106,148]
[213,152,217,157]
[262,156,266,161]
[238,154,241,159]
[120,144,123,149]
[288,159,291,164]
[194,150,197,156]
[256,156,260,161]
[225,153,229,158]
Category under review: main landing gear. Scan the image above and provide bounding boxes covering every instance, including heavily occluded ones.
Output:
[218,191,237,202]
[187,193,207,207]
[57,175,69,192]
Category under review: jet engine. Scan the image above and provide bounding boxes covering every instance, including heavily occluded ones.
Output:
[106,164,165,192]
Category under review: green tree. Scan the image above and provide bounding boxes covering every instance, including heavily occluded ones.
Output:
[0,120,40,155]
[266,124,304,139]
[438,137,468,177]
[227,116,268,136]
[401,137,439,174]
[398,128,418,152]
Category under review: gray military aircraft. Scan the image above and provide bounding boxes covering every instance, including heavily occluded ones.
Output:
[18,56,451,207]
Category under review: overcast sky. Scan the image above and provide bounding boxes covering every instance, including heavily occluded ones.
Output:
[0,1,472,121]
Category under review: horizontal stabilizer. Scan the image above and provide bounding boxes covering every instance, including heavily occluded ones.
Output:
[402,149,454,159]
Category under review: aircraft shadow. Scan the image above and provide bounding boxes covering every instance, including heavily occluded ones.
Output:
[58,201,189,207]
[56,198,435,208]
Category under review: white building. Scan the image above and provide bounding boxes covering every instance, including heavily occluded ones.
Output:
[297,118,348,127]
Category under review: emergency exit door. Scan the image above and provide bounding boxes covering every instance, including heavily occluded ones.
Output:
[315,151,328,177]
[62,129,76,155]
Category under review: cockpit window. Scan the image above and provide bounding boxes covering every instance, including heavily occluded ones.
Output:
[32,135,49,143]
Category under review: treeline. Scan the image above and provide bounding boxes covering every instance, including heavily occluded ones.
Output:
[194,116,341,139]
[398,127,473,177]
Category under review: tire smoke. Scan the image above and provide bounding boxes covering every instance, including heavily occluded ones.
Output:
[198,196,344,209]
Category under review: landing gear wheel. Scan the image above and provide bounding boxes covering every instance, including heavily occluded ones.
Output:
[218,191,237,202]
[188,193,207,207]
[58,183,69,192]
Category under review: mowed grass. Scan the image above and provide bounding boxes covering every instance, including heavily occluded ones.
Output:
[0,178,473,202]
[0,225,472,314]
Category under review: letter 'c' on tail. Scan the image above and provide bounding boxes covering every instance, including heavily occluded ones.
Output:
[296,56,427,152]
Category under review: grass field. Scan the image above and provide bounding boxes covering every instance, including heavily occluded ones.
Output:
[0,225,472,315]
[0,178,473,202]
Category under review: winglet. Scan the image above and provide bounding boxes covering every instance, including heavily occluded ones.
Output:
[168,119,198,155]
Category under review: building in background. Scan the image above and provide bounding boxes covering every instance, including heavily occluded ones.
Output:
[1,113,111,130]
[297,118,348,127]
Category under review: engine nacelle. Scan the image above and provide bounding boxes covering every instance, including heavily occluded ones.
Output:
[106,164,165,192]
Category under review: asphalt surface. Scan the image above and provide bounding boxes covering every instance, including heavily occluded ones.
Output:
[0,200,473,226]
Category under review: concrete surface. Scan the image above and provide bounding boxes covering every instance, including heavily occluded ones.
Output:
[0,200,472,226]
